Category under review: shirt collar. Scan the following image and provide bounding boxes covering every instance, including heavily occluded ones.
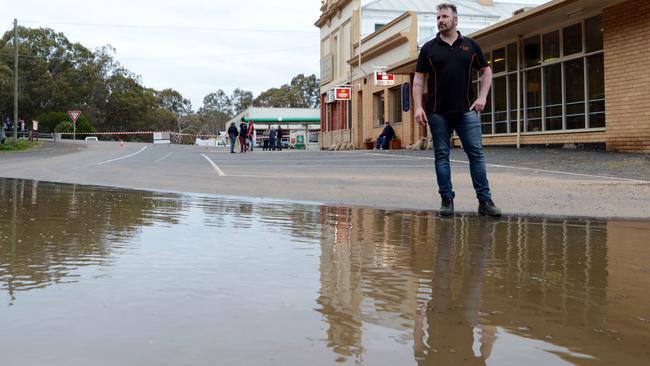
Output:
[435,31,463,45]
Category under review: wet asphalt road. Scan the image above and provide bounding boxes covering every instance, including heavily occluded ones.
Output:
[1,140,649,219]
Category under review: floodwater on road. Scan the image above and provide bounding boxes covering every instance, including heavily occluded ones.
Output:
[1,178,649,366]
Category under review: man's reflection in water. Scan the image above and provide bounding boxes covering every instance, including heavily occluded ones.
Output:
[415,219,494,365]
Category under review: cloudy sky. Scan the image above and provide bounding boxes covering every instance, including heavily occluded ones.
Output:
[1,0,324,110]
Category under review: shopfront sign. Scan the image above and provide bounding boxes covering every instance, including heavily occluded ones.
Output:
[374,71,395,86]
[335,87,351,100]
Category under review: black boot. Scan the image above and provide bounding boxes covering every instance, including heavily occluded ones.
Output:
[439,198,454,217]
[479,199,502,217]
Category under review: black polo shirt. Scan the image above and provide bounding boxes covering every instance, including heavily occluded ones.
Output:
[415,32,488,115]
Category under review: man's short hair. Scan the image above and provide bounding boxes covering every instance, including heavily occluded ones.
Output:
[437,3,458,18]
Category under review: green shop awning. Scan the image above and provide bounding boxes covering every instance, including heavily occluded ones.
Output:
[242,117,320,123]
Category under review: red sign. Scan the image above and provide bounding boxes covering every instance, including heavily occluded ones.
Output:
[374,71,395,86]
[335,87,351,100]
[68,110,81,123]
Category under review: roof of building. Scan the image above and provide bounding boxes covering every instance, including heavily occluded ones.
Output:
[227,107,320,126]
[363,0,544,21]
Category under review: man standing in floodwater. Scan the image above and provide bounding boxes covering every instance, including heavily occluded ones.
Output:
[413,2,501,217]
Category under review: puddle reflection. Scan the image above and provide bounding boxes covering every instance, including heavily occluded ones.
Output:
[1,179,649,365]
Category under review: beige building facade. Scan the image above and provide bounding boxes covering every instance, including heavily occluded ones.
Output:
[317,0,650,153]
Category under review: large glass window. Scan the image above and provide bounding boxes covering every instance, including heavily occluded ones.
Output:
[508,74,522,133]
[373,91,385,126]
[389,86,402,123]
[492,47,506,74]
[587,54,605,128]
[563,23,582,56]
[585,16,603,53]
[494,77,508,134]
[543,31,560,62]
[544,63,563,130]
[564,59,585,129]
[526,69,542,132]
[507,42,518,72]
[524,35,541,68]
[481,89,493,135]
[484,17,603,137]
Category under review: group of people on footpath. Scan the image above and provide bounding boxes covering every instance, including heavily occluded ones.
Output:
[227,120,284,153]
[2,117,28,144]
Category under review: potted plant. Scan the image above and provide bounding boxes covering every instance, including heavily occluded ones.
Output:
[389,136,401,150]
[364,137,374,150]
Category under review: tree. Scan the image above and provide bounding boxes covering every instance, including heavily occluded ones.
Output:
[290,74,320,108]
[202,89,232,116]
[231,88,253,114]
[157,88,192,116]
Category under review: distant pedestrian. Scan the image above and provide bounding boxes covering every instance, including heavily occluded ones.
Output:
[268,127,277,151]
[227,123,239,153]
[262,127,270,150]
[239,122,248,153]
[413,2,501,217]
[276,125,283,151]
[247,121,255,151]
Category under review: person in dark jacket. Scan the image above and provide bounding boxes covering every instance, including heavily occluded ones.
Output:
[239,122,248,153]
[268,127,277,151]
[375,121,395,150]
[227,123,239,153]
[276,125,283,151]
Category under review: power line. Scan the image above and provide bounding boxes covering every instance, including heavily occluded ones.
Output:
[0,45,318,62]
[19,20,319,34]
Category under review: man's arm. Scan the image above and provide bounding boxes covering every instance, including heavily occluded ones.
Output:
[413,72,427,125]
[470,66,492,112]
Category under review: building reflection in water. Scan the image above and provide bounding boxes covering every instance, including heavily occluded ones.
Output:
[317,206,649,365]
[1,178,649,365]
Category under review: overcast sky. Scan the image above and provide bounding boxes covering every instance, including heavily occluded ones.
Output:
[0,0,323,110]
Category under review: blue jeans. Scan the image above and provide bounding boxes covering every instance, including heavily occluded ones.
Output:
[428,112,492,202]
[229,135,236,152]
[375,136,389,150]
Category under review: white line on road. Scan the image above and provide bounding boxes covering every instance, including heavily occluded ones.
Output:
[201,154,226,176]
[96,146,148,165]
[354,151,650,184]
[154,151,173,163]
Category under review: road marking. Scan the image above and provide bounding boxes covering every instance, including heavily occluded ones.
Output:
[201,153,226,176]
[354,151,650,184]
[154,151,173,163]
[96,146,148,165]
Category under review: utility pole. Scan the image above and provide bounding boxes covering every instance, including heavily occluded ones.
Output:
[13,18,18,144]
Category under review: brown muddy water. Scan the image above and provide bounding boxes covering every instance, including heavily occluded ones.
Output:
[1,178,649,366]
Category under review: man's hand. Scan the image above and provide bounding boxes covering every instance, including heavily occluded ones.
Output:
[414,106,428,126]
[470,96,487,112]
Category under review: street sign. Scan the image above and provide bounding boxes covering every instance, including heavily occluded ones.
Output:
[68,110,81,142]
[374,71,395,86]
[68,110,81,123]
[335,87,351,100]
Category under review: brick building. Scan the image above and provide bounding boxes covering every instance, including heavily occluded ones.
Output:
[316,0,650,153]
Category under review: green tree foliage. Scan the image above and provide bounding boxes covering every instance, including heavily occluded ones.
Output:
[1,25,320,139]
[252,73,320,108]
[54,118,95,135]
[0,27,191,137]
[35,111,93,133]
[231,88,254,115]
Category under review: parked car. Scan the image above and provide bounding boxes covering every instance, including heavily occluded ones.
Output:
[85,136,99,142]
